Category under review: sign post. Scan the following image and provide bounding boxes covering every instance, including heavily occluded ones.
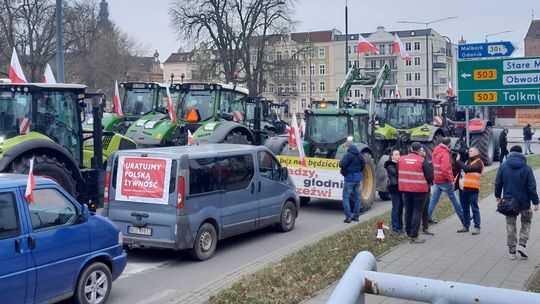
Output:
[457,56,540,107]
[458,41,515,60]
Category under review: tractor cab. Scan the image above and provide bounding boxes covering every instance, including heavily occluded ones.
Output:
[244,98,287,136]
[380,98,441,130]
[303,109,369,159]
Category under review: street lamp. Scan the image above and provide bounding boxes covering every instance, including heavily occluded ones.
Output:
[485,30,513,42]
[397,16,457,99]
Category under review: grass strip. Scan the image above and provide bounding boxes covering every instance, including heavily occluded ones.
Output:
[208,154,540,304]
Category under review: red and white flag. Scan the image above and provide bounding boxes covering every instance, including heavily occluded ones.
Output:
[357,34,379,54]
[447,81,454,97]
[395,84,402,98]
[41,63,56,84]
[9,48,27,83]
[392,34,411,61]
[166,86,178,125]
[291,113,306,166]
[25,158,35,203]
[300,119,306,139]
[187,130,194,146]
[113,80,124,117]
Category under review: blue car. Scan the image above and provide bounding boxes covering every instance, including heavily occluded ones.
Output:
[0,174,127,304]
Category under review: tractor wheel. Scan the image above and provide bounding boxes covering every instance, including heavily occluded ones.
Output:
[10,154,76,197]
[222,131,251,145]
[470,125,494,166]
[359,153,376,212]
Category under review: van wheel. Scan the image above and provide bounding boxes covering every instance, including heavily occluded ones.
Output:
[189,223,217,261]
[73,262,112,304]
[276,201,296,232]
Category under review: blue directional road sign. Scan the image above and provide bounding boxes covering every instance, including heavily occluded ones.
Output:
[458,41,515,60]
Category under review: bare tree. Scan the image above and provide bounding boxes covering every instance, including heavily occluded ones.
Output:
[170,0,295,94]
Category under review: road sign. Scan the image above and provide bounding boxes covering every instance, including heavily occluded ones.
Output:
[457,56,540,106]
[458,41,515,60]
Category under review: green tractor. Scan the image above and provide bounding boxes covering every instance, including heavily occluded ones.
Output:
[125,82,285,147]
[266,65,390,210]
[0,83,137,209]
[85,81,180,134]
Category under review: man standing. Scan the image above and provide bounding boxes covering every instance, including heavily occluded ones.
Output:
[495,145,539,260]
[385,149,403,233]
[398,142,433,243]
[499,129,509,163]
[456,147,484,235]
[419,146,434,236]
[428,137,465,226]
[339,139,365,223]
[523,123,534,155]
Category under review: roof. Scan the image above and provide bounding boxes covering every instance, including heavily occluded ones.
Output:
[308,108,369,115]
[114,144,268,158]
[335,28,433,42]
[164,52,193,63]
[291,30,335,43]
[0,174,57,189]
[525,20,540,40]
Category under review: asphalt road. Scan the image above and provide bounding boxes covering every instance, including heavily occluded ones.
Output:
[104,197,391,304]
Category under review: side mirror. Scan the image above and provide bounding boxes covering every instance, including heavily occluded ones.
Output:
[81,204,90,222]
[376,115,386,127]
[281,167,289,181]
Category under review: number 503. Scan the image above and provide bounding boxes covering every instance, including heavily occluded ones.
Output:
[474,92,497,102]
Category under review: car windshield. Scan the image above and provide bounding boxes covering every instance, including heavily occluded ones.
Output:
[178,89,216,121]
[386,102,430,129]
[306,115,349,143]
[122,88,154,115]
[0,90,31,139]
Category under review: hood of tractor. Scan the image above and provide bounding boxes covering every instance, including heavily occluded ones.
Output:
[0,132,54,162]
[376,123,434,141]
[125,113,178,146]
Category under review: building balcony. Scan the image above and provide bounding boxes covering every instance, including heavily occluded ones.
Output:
[363,52,396,58]
[433,47,446,55]
[432,62,446,69]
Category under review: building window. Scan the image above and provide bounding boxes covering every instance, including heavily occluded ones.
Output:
[389,88,395,97]
[405,60,412,67]
[291,81,297,92]
[405,42,412,51]
[406,88,412,97]
[415,88,421,96]
[300,81,306,92]
[310,65,315,75]
[300,65,306,76]
[414,73,421,81]
[284,51,289,59]
[319,64,325,75]
[319,81,326,92]
[268,52,274,61]
[354,89,361,97]
[291,66,297,80]
[277,51,282,60]
[379,59,385,68]
[414,57,421,66]
[309,49,315,59]
[269,84,275,93]
[414,42,421,51]
[354,59,359,68]
[370,60,376,69]
[348,60,353,69]
[389,59,396,69]
[406,73,412,82]
[251,52,257,62]
[379,44,386,54]
[277,84,283,94]
[310,81,315,93]
[319,47,326,58]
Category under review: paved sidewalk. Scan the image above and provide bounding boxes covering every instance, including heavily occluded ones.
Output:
[305,169,540,304]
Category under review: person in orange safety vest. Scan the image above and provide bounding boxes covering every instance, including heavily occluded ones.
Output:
[455,147,484,235]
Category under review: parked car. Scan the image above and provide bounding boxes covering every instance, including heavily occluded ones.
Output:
[0,174,127,304]
[104,144,299,260]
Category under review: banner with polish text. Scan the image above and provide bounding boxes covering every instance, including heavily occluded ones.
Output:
[115,156,172,204]
[277,155,343,200]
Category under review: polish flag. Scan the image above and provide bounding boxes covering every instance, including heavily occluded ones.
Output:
[447,81,454,97]
[113,81,124,117]
[392,34,411,61]
[291,113,306,166]
[395,84,402,98]
[166,86,178,125]
[25,158,36,203]
[41,63,56,84]
[187,130,194,146]
[9,48,27,83]
[357,34,379,54]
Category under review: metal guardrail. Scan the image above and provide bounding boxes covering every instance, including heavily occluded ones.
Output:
[328,251,540,304]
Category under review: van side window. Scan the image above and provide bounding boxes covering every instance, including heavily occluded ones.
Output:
[189,157,219,195]
[258,151,281,181]
[28,189,77,231]
[218,155,254,191]
[0,193,20,239]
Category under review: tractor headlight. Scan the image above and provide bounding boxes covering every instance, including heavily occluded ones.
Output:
[145,121,158,129]
[0,136,4,144]
[118,231,124,244]
[135,120,147,127]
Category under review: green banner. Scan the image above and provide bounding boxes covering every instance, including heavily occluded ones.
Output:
[457,57,540,106]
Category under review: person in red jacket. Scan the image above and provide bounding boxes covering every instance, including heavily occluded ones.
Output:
[427,137,465,226]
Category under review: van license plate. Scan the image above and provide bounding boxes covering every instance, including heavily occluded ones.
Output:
[128,226,152,236]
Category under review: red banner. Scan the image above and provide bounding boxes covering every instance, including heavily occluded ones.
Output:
[116,157,171,203]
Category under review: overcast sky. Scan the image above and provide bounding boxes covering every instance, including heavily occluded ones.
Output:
[107,0,537,60]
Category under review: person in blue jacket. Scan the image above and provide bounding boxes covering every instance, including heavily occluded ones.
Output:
[495,145,540,260]
[339,138,365,223]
